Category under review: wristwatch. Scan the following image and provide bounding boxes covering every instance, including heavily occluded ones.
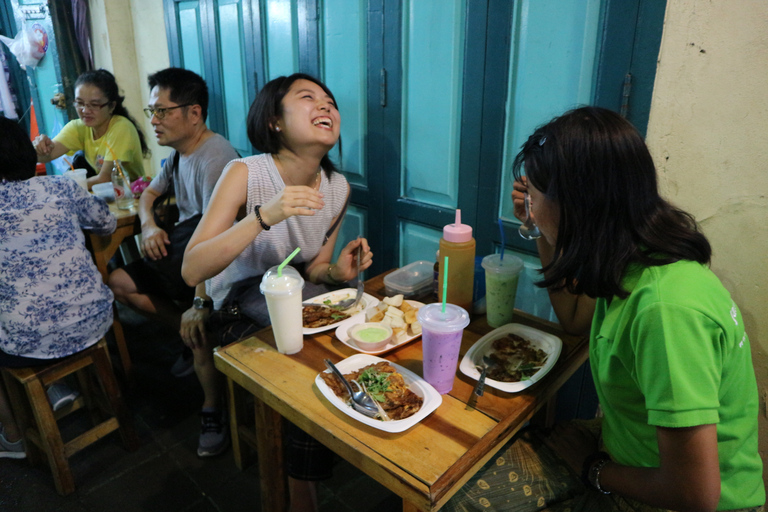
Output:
[193,296,213,310]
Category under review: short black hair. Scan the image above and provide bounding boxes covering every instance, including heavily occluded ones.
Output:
[148,67,209,122]
[247,73,341,176]
[0,116,37,181]
[513,106,711,299]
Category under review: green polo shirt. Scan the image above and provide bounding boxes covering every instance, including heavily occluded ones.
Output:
[590,260,764,510]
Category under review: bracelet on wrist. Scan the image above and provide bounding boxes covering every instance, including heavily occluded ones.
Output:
[581,451,612,495]
[253,204,271,231]
[325,264,344,285]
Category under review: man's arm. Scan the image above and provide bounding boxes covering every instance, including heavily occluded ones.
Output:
[180,282,211,350]
[138,186,171,260]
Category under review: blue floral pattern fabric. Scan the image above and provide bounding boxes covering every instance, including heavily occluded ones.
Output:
[0,176,116,359]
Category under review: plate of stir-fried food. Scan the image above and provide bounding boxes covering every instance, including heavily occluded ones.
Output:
[459,324,562,393]
[303,289,379,334]
[316,354,441,432]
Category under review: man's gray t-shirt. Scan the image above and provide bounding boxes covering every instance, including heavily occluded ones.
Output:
[148,133,238,221]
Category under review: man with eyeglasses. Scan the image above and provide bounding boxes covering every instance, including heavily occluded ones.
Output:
[108,68,238,458]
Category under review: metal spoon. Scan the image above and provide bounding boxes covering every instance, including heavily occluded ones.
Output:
[323,359,379,418]
[518,192,542,240]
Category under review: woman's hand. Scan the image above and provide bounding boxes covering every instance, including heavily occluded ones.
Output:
[512,177,529,224]
[33,134,55,158]
[258,185,326,227]
[333,237,373,282]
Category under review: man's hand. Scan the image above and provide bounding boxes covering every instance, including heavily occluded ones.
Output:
[180,306,210,350]
[141,225,171,260]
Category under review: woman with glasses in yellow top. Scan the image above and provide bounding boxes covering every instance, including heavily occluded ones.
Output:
[33,69,149,189]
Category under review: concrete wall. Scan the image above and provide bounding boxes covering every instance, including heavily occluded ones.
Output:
[89,0,170,176]
[645,0,768,481]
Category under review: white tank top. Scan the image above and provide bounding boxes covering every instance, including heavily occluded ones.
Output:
[207,154,349,309]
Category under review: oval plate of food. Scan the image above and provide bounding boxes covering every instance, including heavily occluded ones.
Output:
[459,323,562,393]
[303,288,379,335]
[315,354,441,433]
[334,297,424,355]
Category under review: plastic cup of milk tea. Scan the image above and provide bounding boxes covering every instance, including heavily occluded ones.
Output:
[482,253,523,328]
[418,303,470,394]
[65,168,88,190]
[259,265,305,354]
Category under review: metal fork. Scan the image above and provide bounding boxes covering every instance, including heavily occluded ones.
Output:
[333,240,364,310]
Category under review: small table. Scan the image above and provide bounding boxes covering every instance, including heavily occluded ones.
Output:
[86,199,139,377]
[214,271,590,511]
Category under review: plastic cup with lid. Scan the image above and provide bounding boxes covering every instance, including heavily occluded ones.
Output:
[260,265,305,354]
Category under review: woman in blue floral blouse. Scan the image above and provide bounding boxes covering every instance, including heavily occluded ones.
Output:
[0,117,116,458]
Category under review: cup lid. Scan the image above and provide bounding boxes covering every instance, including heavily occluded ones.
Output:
[481,253,524,274]
[417,303,470,332]
[259,265,305,294]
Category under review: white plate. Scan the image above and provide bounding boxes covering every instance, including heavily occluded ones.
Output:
[459,323,562,393]
[334,300,424,355]
[315,354,441,433]
[303,288,379,335]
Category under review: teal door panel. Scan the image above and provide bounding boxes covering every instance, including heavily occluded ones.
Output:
[321,0,367,185]
[401,0,465,209]
[264,0,299,80]
[178,1,205,79]
[217,0,253,156]
[400,221,440,268]
[498,0,601,225]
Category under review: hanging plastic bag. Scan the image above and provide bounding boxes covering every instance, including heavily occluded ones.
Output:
[0,21,48,69]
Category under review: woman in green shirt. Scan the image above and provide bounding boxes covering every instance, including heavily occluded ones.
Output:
[446,107,763,512]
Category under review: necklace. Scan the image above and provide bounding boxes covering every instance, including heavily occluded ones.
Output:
[274,154,322,189]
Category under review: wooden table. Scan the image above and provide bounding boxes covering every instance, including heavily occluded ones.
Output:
[214,271,589,512]
[86,199,139,377]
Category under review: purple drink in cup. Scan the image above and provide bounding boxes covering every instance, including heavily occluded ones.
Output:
[418,303,470,394]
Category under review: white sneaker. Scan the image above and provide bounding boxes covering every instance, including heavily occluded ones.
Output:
[197,410,229,458]
[0,426,26,459]
[46,382,79,412]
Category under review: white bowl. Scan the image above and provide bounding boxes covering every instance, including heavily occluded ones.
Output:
[347,322,393,351]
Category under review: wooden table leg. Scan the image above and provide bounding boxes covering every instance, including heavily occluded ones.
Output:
[403,500,421,512]
[255,398,288,512]
[110,304,132,378]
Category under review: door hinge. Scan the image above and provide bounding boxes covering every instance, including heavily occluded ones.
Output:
[380,68,387,107]
[620,73,632,118]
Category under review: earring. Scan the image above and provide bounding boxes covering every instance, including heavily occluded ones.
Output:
[275,126,281,132]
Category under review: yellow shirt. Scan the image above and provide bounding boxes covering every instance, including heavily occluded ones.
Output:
[54,115,146,181]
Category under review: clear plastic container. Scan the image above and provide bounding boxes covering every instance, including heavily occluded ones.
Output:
[384,260,434,299]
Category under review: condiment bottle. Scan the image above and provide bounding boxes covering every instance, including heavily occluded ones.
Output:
[111,159,132,210]
[437,209,475,312]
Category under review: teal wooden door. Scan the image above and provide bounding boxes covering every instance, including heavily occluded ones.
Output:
[163,0,665,312]
[164,0,261,157]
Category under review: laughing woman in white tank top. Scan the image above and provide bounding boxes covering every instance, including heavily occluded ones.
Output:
[182,74,372,511]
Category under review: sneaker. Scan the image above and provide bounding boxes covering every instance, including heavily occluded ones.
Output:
[0,426,26,459]
[171,347,194,378]
[46,382,79,412]
[197,409,229,458]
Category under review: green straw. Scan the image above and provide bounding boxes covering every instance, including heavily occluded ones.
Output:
[278,247,301,277]
[442,256,448,314]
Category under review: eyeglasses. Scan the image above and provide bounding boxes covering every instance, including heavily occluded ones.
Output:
[143,104,192,120]
[73,101,110,112]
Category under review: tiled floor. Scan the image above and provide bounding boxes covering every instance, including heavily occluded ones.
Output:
[0,305,401,512]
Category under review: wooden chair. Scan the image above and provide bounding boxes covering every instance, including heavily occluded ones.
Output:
[0,338,139,495]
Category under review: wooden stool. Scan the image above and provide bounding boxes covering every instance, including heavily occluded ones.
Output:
[1,339,139,495]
